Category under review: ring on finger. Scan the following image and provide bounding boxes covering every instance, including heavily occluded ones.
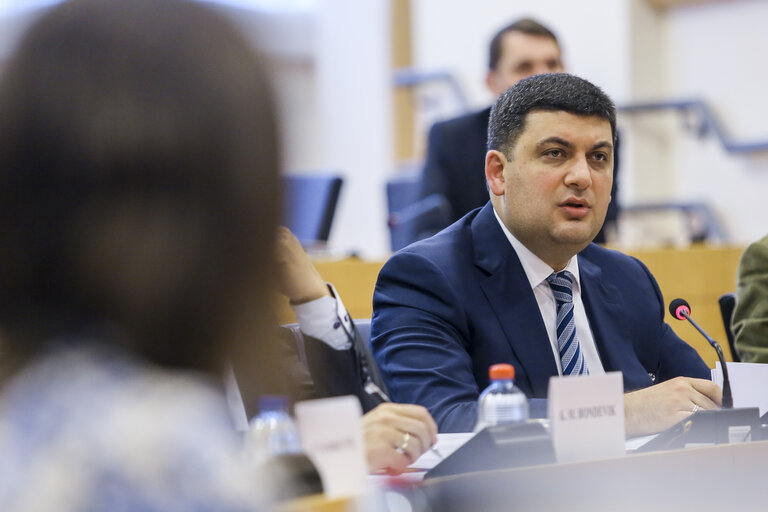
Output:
[398,432,412,453]
[691,404,700,414]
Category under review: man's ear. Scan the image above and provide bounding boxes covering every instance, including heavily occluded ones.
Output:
[485,150,507,196]
[485,70,501,97]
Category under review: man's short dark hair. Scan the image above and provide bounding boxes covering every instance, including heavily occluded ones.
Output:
[488,18,560,70]
[488,73,617,157]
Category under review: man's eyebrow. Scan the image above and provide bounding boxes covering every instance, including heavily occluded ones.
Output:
[535,136,573,149]
[591,141,613,151]
[534,138,614,152]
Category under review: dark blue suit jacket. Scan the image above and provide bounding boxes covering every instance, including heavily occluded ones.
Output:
[417,107,620,243]
[371,203,709,432]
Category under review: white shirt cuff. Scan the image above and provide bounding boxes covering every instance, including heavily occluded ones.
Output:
[291,283,353,350]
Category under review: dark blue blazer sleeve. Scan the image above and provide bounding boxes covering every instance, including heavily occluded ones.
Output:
[579,246,710,390]
[633,256,711,383]
[372,249,480,432]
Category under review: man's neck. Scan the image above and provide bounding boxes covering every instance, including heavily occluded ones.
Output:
[492,208,577,272]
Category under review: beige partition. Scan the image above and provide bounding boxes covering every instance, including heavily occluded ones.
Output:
[275,258,384,325]
[626,245,743,365]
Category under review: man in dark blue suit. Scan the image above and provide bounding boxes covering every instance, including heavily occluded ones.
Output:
[372,73,721,434]
[417,18,619,243]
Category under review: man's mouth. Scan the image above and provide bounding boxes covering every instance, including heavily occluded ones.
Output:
[560,198,590,209]
[559,198,591,218]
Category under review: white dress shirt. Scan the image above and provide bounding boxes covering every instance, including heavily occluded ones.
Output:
[493,210,605,376]
[290,283,353,350]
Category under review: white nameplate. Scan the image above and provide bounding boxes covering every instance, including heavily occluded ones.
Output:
[294,395,367,498]
[548,371,625,463]
[713,362,768,416]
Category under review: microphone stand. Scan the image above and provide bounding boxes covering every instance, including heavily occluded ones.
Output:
[639,298,763,451]
[678,309,733,408]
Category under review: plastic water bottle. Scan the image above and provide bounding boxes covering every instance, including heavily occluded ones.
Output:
[474,363,529,431]
[247,395,301,465]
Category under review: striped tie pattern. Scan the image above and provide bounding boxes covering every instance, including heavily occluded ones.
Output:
[546,271,589,376]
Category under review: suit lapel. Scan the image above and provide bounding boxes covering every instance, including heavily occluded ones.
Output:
[578,251,624,372]
[472,204,558,396]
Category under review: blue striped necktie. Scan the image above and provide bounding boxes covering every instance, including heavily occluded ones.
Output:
[546,271,589,376]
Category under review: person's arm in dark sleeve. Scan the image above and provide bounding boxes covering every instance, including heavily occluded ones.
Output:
[632,257,711,382]
[733,235,768,363]
[372,250,480,432]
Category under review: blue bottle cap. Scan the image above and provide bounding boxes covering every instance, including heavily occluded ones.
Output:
[259,395,288,413]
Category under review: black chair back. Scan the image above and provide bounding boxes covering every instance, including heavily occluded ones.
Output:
[386,169,449,251]
[718,292,740,362]
[282,174,343,248]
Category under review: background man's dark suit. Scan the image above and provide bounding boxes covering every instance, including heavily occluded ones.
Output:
[417,107,620,243]
[418,108,492,230]
[372,203,708,432]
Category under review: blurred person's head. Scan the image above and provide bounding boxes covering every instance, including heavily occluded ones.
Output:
[0,0,279,380]
[486,18,564,98]
[485,73,615,270]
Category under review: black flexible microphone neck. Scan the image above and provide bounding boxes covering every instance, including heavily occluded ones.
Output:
[669,298,733,408]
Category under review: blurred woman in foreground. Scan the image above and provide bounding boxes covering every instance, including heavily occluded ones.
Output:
[0,0,439,509]
[0,0,278,509]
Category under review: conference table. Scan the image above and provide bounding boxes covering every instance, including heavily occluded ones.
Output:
[280,435,768,512]
[278,244,745,366]
[416,436,768,511]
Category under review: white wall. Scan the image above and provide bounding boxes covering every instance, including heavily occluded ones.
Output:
[210,3,321,173]
[213,0,394,258]
[314,0,393,258]
[620,0,678,211]
[665,0,768,244]
[411,0,631,110]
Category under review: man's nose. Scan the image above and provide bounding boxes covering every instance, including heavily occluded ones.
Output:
[565,155,592,189]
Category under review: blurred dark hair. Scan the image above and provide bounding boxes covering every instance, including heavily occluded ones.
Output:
[0,0,280,378]
[488,73,616,157]
[488,18,560,70]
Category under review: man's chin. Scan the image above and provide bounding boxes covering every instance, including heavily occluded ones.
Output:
[552,225,600,248]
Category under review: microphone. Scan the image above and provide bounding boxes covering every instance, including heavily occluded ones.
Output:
[669,298,733,408]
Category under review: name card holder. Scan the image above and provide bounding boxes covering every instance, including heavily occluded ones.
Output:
[294,395,368,498]
[548,371,625,463]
